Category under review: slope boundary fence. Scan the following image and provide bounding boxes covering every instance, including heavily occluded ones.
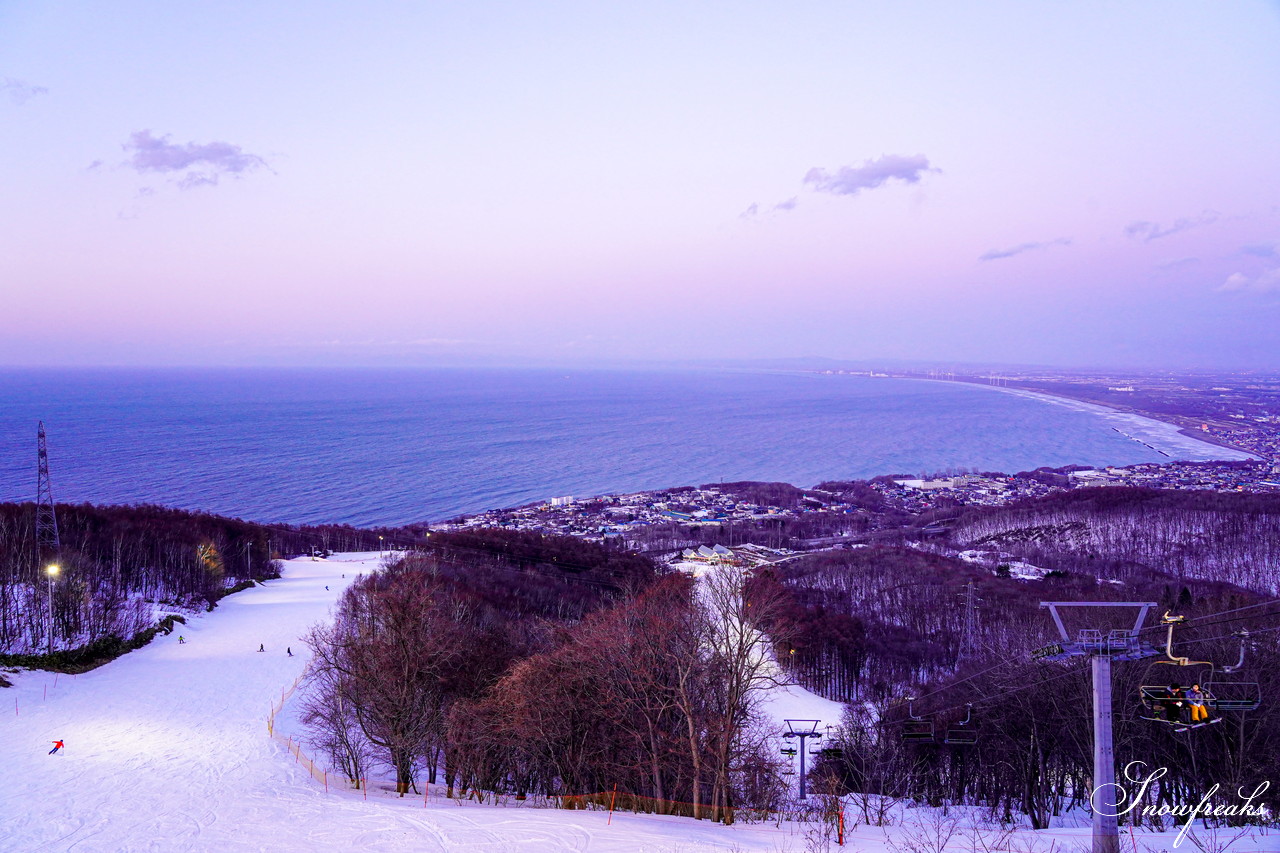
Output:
[266,673,368,796]
[263,675,842,841]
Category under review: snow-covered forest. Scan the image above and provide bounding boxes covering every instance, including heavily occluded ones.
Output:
[948,488,1280,593]
[0,501,397,657]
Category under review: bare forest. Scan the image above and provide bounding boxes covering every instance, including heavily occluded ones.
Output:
[0,501,395,659]
[303,537,799,820]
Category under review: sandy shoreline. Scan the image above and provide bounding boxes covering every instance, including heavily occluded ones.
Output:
[894,375,1258,464]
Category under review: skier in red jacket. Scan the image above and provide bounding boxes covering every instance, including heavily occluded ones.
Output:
[49,740,64,754]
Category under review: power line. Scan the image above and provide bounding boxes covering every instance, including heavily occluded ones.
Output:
[1172,622,1280,647]
[1135,597,1280,636]
[890,654,1030,711]
[1168,604,1280,637]
[887,658,1091,722]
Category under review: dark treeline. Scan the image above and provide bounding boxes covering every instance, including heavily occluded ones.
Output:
[0,501,395,655]
[305,531,796,819]
[420,528,654,594]
[946,487,1280,592]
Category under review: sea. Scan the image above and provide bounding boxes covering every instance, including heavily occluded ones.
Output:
[0,367,1253,527]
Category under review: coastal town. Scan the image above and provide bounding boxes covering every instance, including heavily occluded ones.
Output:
[437,370,1280,560]
[436,457,1280,553]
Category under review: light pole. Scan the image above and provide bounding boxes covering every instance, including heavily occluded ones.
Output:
[45,563,60,656]
[783,719,822,800]
[378,535,384,558]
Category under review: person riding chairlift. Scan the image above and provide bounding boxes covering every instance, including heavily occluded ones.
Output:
[1185,684,1210,723]
[1164,684,1186,723]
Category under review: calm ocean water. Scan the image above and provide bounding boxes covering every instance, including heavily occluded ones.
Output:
[0,367,1241,527]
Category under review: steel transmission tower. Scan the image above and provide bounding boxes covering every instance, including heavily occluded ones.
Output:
[36,421,61,560]
[957,580,982,663]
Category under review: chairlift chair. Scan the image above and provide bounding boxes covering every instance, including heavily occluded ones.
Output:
[1138,613,1216,726]
[902,698,936,744]
[944,704,978,746]
[1204,631,1262,713]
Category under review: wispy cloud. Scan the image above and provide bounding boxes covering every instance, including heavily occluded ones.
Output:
[740,197,799,220]
[803,154,934,197]
[1124,211,1219,242]
[1219,267,1280,295]
[1,77,48,105]
[979,238,1071,262]
[1241,241,1278,259]
[122,130,269,189]
[1155,256,1199,271]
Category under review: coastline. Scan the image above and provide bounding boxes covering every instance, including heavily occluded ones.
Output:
[884,374,1259,464]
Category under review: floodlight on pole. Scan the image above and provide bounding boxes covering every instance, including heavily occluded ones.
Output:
[46,563,60,656]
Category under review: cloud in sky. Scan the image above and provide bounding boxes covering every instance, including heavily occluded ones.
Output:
[122,130,269,189]
[1241,241,1278,259]
[1219,267,1280,295]
[740,197,799,219]
[803,154,933,197]
[979,237,1071,262]
[1,77,48,105]
[1155,256,1199,271]
[1124,211,1219,242]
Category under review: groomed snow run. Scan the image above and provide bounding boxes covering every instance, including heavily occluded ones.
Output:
[3,554,1272,852]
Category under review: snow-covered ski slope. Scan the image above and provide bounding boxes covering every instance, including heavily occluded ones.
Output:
[3,555,1268,852]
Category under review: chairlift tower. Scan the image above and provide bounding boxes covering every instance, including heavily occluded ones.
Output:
[35,422,61,561]
[1035,602,1159,853]
[782,719,822,800]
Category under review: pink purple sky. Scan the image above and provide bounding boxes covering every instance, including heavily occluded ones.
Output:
[2,1,1279,370]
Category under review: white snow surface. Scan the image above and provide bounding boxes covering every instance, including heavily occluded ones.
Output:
[4,554,1270,852]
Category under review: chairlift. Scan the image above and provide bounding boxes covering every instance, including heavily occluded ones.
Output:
[902,697,936,744]
[1139,613,1215,726]
[1139,613,1260,726]
[1204,631,1261,713]
[944,704,978,746]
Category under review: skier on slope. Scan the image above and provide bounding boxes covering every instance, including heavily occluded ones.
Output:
[48,740,64,754]
[258,643,265,652]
